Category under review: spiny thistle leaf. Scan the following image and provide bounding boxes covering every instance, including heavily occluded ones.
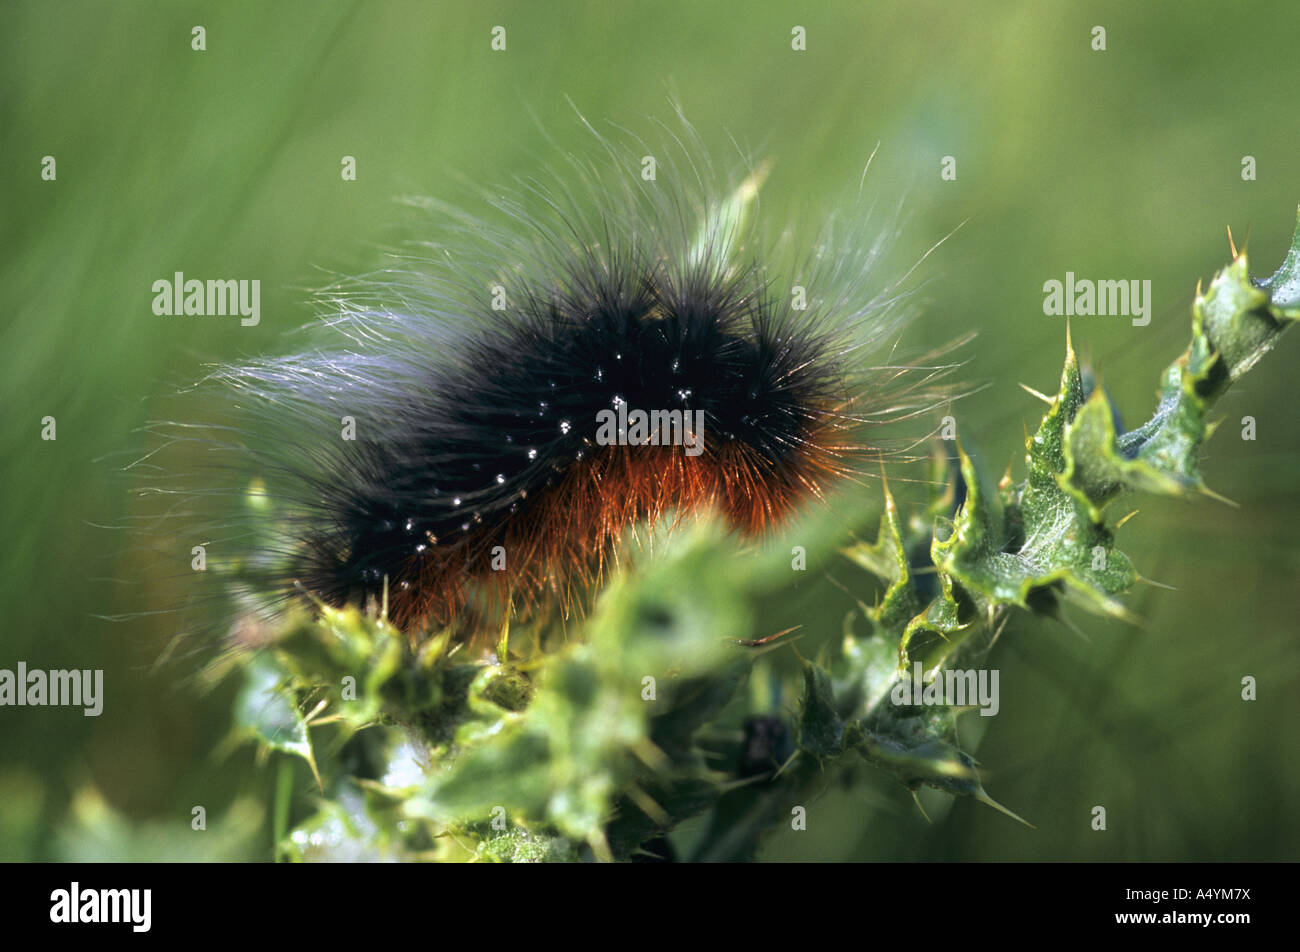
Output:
[815,210,1300,824]
[233,654,317,775]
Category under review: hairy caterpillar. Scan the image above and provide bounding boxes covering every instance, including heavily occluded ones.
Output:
[141,117,958,644]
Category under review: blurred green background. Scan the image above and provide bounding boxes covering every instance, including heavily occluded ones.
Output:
[3,0,1298,861]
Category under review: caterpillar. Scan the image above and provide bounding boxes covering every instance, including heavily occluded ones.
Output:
[143,116,959,645]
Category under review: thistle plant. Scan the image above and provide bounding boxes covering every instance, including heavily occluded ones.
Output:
[227,212,1300,863]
